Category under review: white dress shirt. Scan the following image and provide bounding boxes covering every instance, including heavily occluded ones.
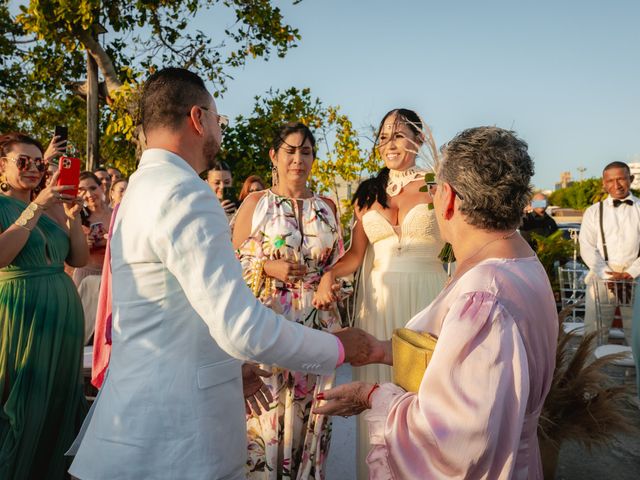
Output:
[69,149,339,480]
[579,194,640,279]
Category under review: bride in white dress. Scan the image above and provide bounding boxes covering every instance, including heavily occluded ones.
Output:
[313,108,447,478]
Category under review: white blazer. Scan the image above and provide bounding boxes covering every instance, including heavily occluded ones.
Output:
[69,149,339,480]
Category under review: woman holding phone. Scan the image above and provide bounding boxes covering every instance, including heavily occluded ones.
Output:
[72,171,112,344]
[207,161,238,220]
[0,132,88,479]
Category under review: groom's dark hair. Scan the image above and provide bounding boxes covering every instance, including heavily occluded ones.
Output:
[140,67,210,134]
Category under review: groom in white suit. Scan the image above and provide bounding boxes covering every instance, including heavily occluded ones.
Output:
[69,68,379,479]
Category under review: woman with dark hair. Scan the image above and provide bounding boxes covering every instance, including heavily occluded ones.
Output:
[313,108,447,476]
[207,161,237,218]
[315,127,557,479]
[0,132,88,479]
[233,122,348,479]
[73,171,112,344]
[238,174,266,202]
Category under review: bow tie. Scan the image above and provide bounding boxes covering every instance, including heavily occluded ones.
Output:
[613,199,633,207]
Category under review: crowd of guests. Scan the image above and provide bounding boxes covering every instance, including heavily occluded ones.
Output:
[0,66,636,480]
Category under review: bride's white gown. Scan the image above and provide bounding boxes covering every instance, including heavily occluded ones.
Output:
[353,203,447,478]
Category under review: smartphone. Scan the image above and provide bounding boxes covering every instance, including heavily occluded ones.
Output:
[531,200,547,209]
[222,185,237,203]
[57,156,81,197]
[54,125,68,153]
[89,222,105,240]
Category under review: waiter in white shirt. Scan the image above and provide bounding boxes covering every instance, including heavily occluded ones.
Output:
[68,68,382,480]
[579,161,639,354]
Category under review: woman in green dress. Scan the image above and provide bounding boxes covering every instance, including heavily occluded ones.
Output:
[0,132,89,479]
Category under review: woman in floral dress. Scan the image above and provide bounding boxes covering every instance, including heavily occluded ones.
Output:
[232,122,347,479]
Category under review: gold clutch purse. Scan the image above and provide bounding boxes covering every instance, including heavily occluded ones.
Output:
[392,328,438,393]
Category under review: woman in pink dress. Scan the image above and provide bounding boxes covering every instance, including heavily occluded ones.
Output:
[315,126,558,479]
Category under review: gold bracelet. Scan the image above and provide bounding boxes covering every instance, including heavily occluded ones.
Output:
[14,202,44,229]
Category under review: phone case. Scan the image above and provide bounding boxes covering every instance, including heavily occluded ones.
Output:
[57,156,81,197]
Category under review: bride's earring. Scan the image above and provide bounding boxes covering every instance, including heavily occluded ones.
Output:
[271,165,279,187]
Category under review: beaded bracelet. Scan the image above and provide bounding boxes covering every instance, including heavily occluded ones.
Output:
[366,383,380,406]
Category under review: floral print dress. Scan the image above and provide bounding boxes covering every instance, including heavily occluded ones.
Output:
[237,190,346,480]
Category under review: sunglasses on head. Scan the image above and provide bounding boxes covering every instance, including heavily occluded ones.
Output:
[2,154,46,172]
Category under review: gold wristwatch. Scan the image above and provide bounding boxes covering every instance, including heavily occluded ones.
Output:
[15,202,43,227]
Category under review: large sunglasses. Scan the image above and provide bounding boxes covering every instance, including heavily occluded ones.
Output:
[2,154,46,172]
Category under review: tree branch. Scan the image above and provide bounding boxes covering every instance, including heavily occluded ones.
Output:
[76,29,122,95]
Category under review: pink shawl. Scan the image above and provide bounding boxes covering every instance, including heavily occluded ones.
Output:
[91,204,119,388]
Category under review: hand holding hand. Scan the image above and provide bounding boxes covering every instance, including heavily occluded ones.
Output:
[264,258,307,283]
[334,328,387,366]
[312,381,373,417]
[242,363,273,416]
[312,272,340,310]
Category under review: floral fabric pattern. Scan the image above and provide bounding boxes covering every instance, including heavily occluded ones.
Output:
[238,190,345,480]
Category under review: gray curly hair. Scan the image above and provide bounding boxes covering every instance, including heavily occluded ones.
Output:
[438,126,534,231]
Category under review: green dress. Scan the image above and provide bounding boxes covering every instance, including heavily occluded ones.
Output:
[0,195,87,479]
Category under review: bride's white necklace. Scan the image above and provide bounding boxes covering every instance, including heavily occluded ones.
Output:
[385,167,426,197]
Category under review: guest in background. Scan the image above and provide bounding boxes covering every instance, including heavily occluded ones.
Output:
[207,161,237,218]
[315,127,558,480]
[520,192,558,248]
[73,171,112,344]
[45,161,58,186]
[238,174,266,202]
[0,132,88,480]
[109,178,128,207]
[93,167,111,195]
[233,122,348,479]
[107,166,122,183]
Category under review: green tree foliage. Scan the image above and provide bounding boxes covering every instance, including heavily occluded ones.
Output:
[549,177,640,210]
[1,0,305,173]
[531,230,577,296]
[218,87,380,237]
[548,178,605,210]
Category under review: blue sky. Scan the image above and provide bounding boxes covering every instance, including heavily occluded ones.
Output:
[200,0,640,190]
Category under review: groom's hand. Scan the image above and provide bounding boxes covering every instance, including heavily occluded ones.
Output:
[333,328,387,366]
[242,363,273,416]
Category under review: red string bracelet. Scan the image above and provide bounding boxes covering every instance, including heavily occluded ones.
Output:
[366,383,380,406]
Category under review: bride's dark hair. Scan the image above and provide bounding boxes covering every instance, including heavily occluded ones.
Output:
[352,108,423,210]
